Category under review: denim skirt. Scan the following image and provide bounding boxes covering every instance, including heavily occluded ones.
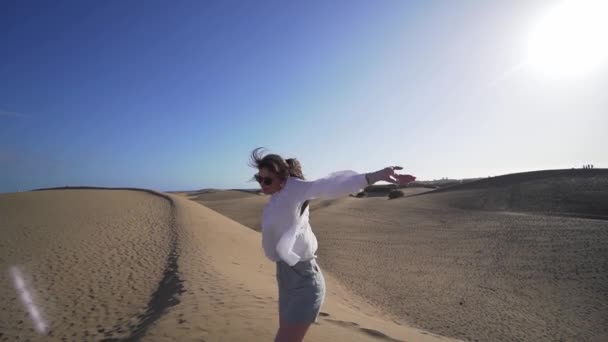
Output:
[276,258,326,324]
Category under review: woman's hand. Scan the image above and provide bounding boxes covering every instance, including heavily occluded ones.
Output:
[367,166,416,186]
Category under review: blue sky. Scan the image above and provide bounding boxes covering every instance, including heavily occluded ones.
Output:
[1,0,607,193]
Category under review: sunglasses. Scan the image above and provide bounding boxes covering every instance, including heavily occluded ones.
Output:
[255,174,275,186]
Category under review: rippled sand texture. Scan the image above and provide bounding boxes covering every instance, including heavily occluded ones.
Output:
[0,190,172,341]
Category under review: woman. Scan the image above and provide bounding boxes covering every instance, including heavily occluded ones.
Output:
[249,147,416,342]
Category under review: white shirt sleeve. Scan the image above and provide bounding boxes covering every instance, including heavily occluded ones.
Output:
[274,170,368,266]
[289,170,369,202]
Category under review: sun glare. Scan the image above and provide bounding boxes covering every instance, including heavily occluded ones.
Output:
[526,0,608,78]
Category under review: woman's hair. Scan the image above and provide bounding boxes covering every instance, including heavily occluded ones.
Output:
[285,158,304,179]
[249,147,305,180]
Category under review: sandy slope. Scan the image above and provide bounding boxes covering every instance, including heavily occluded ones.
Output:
[186,172,608,342]
[0,189,453,342]
[146,194,453,342]
[311,197,608,342]
[419,169,608,219]
[189,190,267,232]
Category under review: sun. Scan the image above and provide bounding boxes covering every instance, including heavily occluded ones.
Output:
[526,0,608,78]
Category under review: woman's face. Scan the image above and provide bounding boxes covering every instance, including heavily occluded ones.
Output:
[256,167,283,195]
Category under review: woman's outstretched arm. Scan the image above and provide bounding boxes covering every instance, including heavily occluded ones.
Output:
[289,166,416,202]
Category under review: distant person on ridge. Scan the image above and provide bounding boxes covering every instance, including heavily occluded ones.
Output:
[249,147,416,342]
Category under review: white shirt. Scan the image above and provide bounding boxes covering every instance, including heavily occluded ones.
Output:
[261,170,369,266]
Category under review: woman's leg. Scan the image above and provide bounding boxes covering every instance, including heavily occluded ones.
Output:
[274,321,312,342]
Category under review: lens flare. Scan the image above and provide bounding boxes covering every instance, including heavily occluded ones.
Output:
[9,266,48,334]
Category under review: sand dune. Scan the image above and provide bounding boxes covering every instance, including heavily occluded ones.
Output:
[184,188,432,233]
[0,188,453,341]
[185,190,267,231]
[420,169,608,219]
[310,197,608,342]
[189,170,608,342]
[4,170,605,341]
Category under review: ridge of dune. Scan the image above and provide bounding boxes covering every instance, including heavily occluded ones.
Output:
[186,189,260,202]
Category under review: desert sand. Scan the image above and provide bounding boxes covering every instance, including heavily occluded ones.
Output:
[0,188,454,341]
[188,169,608,342]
